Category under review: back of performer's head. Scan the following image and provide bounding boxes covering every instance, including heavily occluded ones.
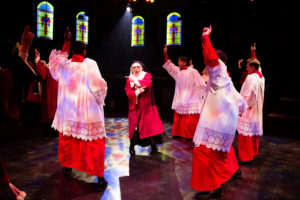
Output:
[178,56,188,65]
[216,50,227,64]
[71,41,86,56]
[247,58,261,70]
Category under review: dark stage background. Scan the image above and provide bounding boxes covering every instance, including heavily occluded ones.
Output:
[0,0,298,137]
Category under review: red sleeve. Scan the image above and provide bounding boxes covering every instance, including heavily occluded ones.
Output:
[125,79,137,110]
[61,41,71,54]
[36,60,48,79]
[240,71,248,85]
[164,52,170,63]
[201,35,219,67]
[251,50,257,59]
[138,73,152,88]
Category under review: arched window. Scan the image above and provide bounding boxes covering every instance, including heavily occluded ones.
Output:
[37,1,54,40]
[76,12,89,44]
[131,16,144,47]
[166,12,182,46]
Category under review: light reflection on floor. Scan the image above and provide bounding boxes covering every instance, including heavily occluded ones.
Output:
[101,117,177,200]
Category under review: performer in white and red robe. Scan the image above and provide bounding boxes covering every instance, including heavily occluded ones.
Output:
[48,28,108,191]
[125,61,165,155]
[191,26,247,199]
[162,45,206,139]
[237,57,265,162]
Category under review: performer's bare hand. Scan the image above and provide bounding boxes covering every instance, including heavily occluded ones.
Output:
[139,86,146,93]
[163,44,168,54]
[251,42,256,52]
[202,25,212,36]
[21,26,34,52]
[34,48,41,63]
[238,59,243,69]
[64,27,72,41]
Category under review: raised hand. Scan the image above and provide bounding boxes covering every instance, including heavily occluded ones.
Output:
[238,59,243,69]
[163,44,168,54]
[251,42,256,52]
[20,26,34,52]
[64,27,72,41]
[202,25,212,36]
[34,48,41,63]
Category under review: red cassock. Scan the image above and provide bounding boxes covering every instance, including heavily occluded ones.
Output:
[35,60,58,123]
[0,157,10,187]
[125,73,164,140]
[191,34,244,192]
[0,68,19,119]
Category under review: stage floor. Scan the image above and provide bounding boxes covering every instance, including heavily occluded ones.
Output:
[1,117,300,200]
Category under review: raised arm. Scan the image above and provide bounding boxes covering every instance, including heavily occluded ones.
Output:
[162,44,180,80]
[48,27,71,80]
[201,25,219,68]
[250,42,257,59]
[61,27,72,54]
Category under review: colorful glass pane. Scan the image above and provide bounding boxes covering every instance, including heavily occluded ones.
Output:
[37,1,54,40]
[166,12,182,46]
[76,12,89,44]
[131,16,144,47]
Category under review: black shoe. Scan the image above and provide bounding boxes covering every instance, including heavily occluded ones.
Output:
[195,188,222,200]
[239,160,253,165]
[62,167,72,177]
[150,145,158,154]
[97,177,108,192]
[232,169,242,179]
[129,144,135,155]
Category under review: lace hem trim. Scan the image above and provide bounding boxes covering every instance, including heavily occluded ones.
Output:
[193,127,235,152]
[237,119,262,136]
[62,120,106,141]
[173,106,202,114]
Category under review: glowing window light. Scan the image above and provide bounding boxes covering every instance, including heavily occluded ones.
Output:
[166,12,182,46]
[37,1,54,40]
[131,16,144,47]
[76,12,89,44]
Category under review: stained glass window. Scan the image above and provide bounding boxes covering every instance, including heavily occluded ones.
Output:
[76,12,89,44]
[131,16,144,47]
[37,1,54,40]
[166,12,182,46]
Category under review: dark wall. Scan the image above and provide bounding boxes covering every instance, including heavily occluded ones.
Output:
[0,0,295,119]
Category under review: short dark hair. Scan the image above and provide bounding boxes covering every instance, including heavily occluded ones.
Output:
[179,56,188,64]
[71,41,86,55]
[248,59,261,70]
[216,50,227,64]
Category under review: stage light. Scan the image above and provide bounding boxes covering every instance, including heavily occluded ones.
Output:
[126,4,131,12]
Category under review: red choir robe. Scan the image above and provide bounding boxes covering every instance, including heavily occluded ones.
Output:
[125,72,165,140]
[49,41,107,177]
[191,34,246,192]
[35,60,58,123]
[237,70,264,162]
[162,54,206,139]
[0,68,19,119]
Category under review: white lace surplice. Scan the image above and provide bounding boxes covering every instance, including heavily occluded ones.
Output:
[237,73,265,136]
[163,60,206,114]
[193,60,247,152]
[49,50,107,141]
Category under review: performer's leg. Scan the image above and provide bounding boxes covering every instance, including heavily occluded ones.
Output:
[238,134,254,162]
[253,135,259,156]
